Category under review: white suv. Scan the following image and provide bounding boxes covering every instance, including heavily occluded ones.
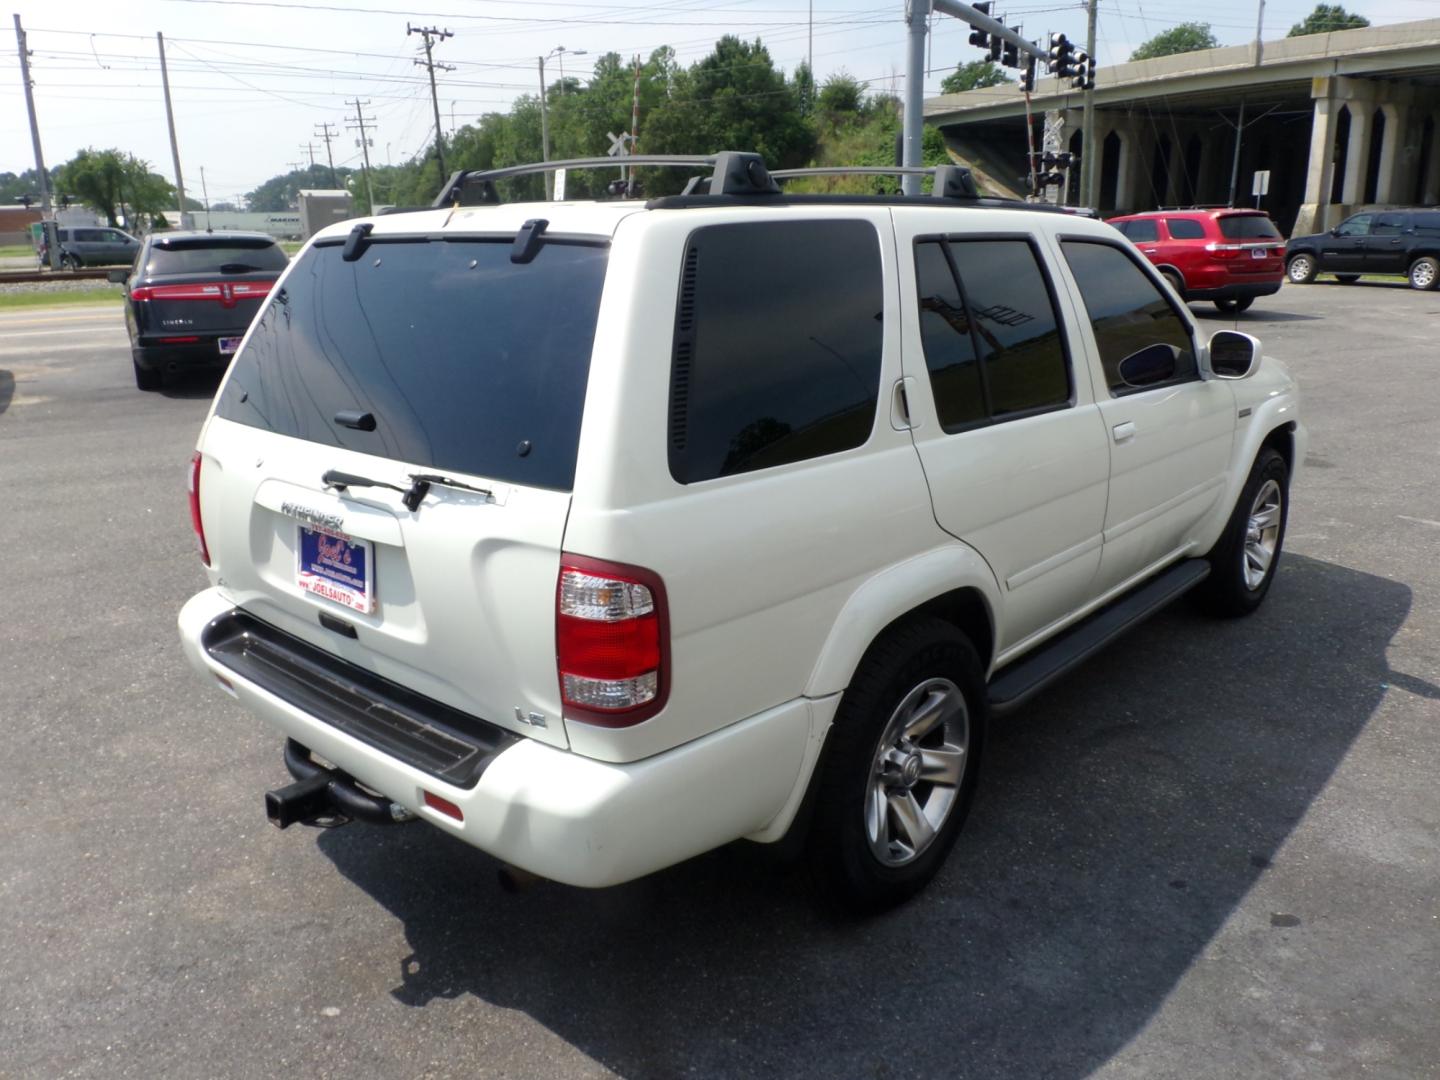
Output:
[177,154,1304,913]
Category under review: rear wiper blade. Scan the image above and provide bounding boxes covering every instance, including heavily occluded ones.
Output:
[322,468,491,513]
[219,262,263,273]
[406,472,494,508]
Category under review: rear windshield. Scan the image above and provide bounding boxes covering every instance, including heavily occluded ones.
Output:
[146,239,289,275]
[214,236,608,491]
[1217,215,1281,240]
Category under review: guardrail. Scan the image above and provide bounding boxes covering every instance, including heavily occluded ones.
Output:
[0,269,115,285]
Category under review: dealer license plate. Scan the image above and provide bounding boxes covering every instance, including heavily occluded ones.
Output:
[296,526,374,613]
[218,336,243,354]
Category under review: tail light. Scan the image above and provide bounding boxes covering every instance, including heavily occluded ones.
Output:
[1204,242,1243,260]
[188,451,210,566]
[556,555,669,727]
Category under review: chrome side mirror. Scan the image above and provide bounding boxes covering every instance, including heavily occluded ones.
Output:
[1208,330,1260,379]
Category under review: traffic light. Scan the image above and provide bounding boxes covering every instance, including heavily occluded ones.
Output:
[1047,32,1072,76]
[968,1,993,49]
[1070,51,1096,90]
[1019,57,1036,93]
[1002,38,1019,68]
[989,35,1002,62]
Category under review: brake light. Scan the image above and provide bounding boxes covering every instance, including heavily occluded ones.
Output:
[1204,242,1244,260]
[556,555,669,726]
[188,451,210,566]
[160,336,200,344]
[129,282,272,306]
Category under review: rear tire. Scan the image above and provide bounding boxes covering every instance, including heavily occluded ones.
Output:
[1409,256,1438,291]
[133,357,162,391]
[1195,447,1288,618]
[1214,296,1255,313]
[1286,254,1316,284]
[1334,274,1360,284]
[1160,269,1185,299]
[61,253,81,271]
[807,619,987,915]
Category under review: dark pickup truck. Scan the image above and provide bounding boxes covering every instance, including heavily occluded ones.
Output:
[1284,208,1440,290]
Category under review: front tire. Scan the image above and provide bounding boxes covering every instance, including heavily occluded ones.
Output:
[1214,296,1255,313]
[1160,269,1185,299]
[1195,447,1289,618]
[1286,254,1316,284]
[1409,256,1438,291]
[61,253,81,271]
[807,619,987,915]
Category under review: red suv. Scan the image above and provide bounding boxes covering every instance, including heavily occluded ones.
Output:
[1107,209,1286,313]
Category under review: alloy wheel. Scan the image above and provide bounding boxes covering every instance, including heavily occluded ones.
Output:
[865,677,969,867]
[1242,479,1283,590]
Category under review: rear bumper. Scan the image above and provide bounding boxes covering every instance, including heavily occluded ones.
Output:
[133,340,236,372]
[1183,279,1282,301]
[178,587,821,887]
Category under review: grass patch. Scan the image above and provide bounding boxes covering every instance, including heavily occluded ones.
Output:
[0,244,38,259]
[280,241,303,256]
[0,287,124,310]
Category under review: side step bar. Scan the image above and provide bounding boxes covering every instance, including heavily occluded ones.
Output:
[987,558,1211,717]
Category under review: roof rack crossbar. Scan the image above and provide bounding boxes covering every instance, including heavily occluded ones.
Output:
[431,152,779,208]
[770,165,979,200]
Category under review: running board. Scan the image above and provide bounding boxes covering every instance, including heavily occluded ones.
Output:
[987,558,1211,717]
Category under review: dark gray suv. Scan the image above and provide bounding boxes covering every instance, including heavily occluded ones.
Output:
[40,226,140,269]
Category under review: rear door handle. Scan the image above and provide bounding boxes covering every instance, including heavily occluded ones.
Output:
[1143,248,1159,255]
[1112,421,1136,444]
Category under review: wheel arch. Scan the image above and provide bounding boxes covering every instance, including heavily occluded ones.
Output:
[804,545,1002,700]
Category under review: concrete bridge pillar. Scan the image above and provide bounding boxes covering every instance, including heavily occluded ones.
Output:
[1341,105,1374,205]
[1424,112,1440,205]
[1297,93,1340,235]
[1114,126,1137,213]
[1375,103,1405,204]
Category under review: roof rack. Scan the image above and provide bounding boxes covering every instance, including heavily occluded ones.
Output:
[432,152,778,208]
[431,154,983,208]
[769,165,979,200]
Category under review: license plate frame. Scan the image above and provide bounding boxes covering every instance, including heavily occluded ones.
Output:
[1250,248,1267,260]
[218,336,243,355]
[296,525,375,614]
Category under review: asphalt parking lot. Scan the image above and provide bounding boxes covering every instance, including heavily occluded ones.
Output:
[2,281,1437,1080]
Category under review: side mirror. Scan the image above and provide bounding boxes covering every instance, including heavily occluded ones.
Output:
[1117,343,1179,389]
[1208,330,1259,379]
[106,269,128,284]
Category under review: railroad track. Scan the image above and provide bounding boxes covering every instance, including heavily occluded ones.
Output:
[0,269,115,285]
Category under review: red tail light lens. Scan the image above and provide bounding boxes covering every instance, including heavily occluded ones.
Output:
[556,555,669,727]
[188,451,210,566]
[1204,242,1243,260]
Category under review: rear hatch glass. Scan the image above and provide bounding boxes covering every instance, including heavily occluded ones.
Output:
[146,238,289,275]
[1217,215,1281,241]
[216,236,607,490]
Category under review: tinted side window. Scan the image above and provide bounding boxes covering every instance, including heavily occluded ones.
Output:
[948,240,1069,416]
[1060,241,1196,395]
[1123,219,1158,243]
[1335,214,1372,237]
[1414,212,1440,236]
[1372,213,1405,236]
[75,229,105,243]
[1166,218,1206,240]
[915,241,985,429]
[669,220,883,484]
[914,238,1070,430]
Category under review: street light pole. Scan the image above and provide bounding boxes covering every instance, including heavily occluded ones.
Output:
[538,47,583,199]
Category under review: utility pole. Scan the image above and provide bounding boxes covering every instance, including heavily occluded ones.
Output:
[1254,0,1266,65]
[345,97,378,212]
[156,33,193,229]
[314,122,340,188]
[14,14,59,269]
[299,142,317,168]
[1080,0,1099,210]
[200,165,212,231]
[538,52,552,198]
[408,23,454,180]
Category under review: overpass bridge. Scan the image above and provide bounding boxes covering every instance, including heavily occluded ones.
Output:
[925,18,1440,235]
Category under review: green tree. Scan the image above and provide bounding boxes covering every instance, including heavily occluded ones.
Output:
[1129,21,1219,61]
[56,149,176,227]
[245,164,353,212]
[818,72,865,115]
[1288,4,1369,36]
[940,60,1010,94]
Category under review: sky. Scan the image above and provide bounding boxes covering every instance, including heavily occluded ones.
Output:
[3,0,1436,204]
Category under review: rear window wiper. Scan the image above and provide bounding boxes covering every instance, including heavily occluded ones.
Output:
[323,468,492,513]
[220,262,263,273]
